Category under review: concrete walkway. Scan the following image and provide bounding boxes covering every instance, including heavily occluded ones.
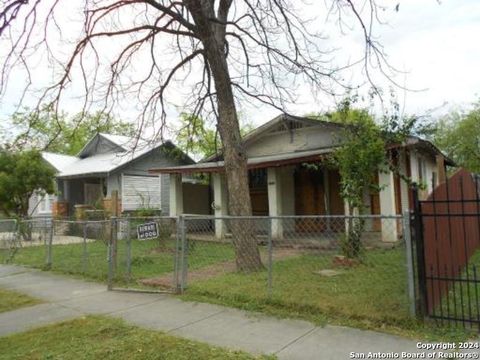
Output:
[0,265,476,359]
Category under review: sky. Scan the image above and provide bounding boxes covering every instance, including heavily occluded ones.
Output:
[374,0,480,116]
[251,0,480,124]
[0,0,479,138]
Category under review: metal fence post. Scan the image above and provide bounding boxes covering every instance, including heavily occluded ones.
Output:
[180,215,188,293]
[403,211,416,317]
[107,217,117,290]
[82,221,87,273]
[46,218,53,269]
[412,184,427,318]
[126,218,132,281]
[173,216,181,293]
[112,216,118,273]
[267,217,273,297]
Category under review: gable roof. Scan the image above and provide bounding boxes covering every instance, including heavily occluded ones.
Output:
[242,114,341,145]
[98,133,132,148]
[41,152,78,172]
[203,113,454,165]
[403,136,455,166]
[76,133,130,158]
[204,113,342,162]
[57,139,193,179]
[38,131,193,179]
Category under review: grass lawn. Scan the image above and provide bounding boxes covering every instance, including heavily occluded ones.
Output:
[0,316,273,360]
[5,235,476,340]
[182,247,475,341]
[7,238,235,287]
[0,288,41,313]
[436,250,480,326]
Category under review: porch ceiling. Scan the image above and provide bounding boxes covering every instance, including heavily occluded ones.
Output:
[149,147,335,174]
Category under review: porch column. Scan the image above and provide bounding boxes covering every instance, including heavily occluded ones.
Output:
[212,173,228,239]
[169,174,183,217]
[267,167,283,239]
[436,154,446,185]
[409,151,420,184]
[399,150,410,213]
[63,180,69,202]
[378,170,398,242]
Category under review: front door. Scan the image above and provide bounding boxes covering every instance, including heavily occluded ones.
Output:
[294,166,326,232]
[249,169,269,216]
[84,183,102,206]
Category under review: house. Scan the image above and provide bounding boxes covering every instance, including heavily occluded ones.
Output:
[29,133,196,218]
[149,114,454,242]
[28,152,78,217]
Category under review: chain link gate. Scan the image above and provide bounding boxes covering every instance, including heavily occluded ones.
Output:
[107,216,180,293]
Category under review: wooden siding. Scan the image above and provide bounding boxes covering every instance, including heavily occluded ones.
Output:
[294,167,326,231]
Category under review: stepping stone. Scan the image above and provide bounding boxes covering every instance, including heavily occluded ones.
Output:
[313,269,343,277]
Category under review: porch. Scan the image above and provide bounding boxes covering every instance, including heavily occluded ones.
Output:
[150,149,403,242]
[54,177,112,218]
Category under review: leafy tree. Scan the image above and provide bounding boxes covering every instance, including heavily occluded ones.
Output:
[175,113,220,159]
[329,102,386,258]
[8,108,135,155]
[176,113,253,159]
[327,97,414,258]
[0,149,55,217]
[426,102,480,173]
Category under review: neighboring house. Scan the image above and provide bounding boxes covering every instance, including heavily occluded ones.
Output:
[150,114,454,241]
[29,133,195,218]
[28,152,78,217]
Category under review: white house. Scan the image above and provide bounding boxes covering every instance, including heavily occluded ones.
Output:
[149,114,453,242]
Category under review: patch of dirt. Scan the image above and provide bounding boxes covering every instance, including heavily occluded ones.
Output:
[138,248,302,288]
[148,247,175,255]
[332,255,360,267]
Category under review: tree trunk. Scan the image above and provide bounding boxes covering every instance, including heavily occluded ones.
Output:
[209,52,263,272]
[344,204,365,259]
[184,1,263,271]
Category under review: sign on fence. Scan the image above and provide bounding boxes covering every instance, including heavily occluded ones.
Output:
[137,222,159,240]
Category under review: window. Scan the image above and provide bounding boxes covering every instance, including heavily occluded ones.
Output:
[122,175,162,211]
[38,194,53,214]
[417,157,427,183]
[249,169,267,190]
[432,172,438,189]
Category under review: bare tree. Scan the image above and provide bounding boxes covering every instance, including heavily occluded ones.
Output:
[0,0,393,271]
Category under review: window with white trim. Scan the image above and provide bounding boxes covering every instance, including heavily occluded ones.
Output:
[38,194,54,214]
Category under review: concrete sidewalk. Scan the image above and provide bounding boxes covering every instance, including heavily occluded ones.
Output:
[0,265,473,359]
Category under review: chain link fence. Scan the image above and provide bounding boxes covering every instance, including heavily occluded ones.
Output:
[0,219,18,263]
[1,214,416,325]
[1,217,111,275]
[180,215,414,325]
[1,218,53,266]
[49,219,111,279]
